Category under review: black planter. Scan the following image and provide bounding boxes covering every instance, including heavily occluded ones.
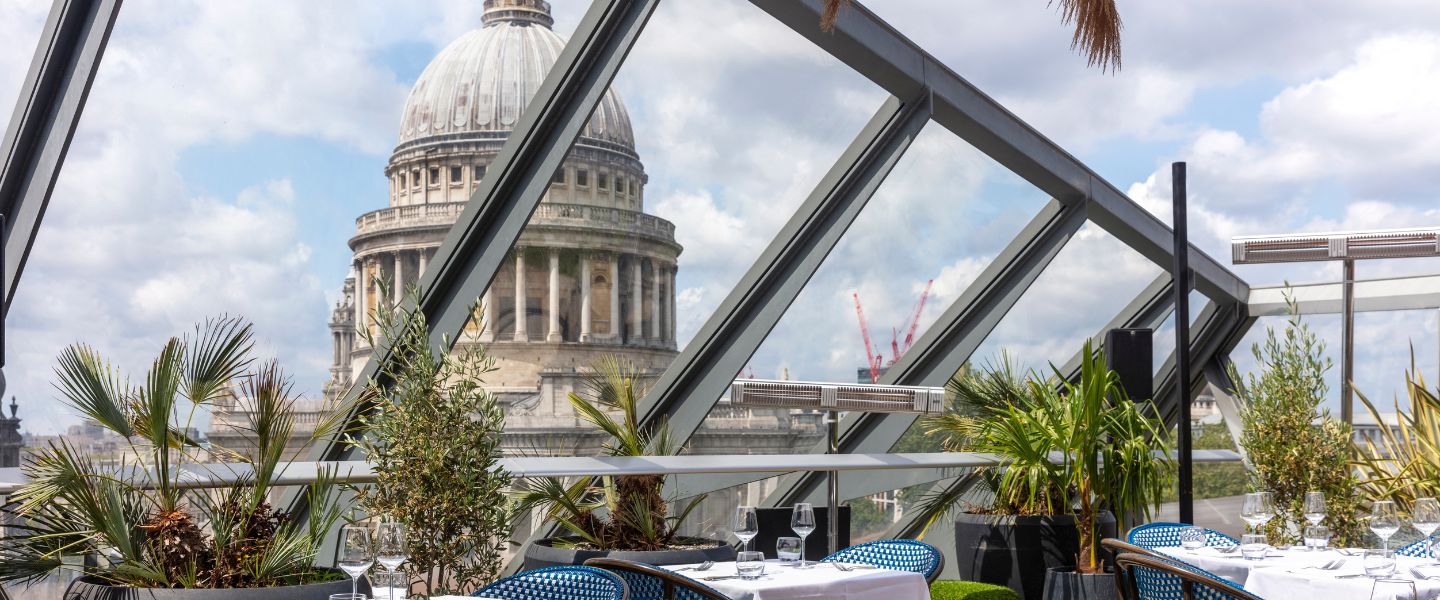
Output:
[953,511,1117,600]
[523,536,736,570]
[1042,568,1117,600]
[64,574,364,600]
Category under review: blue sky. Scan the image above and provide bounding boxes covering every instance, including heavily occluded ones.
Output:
[5,0,1440,434]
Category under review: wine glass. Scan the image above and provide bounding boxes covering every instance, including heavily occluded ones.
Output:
[338,524,374,599]
[733,505,759,552]
[1413,497,1440,562]
[1241,492,1275,533]
[791,503,816,568]
[376,520,408,600]
[1371,501,1401,552]
[1303,491,1327,526]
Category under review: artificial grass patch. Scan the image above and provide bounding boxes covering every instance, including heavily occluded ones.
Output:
[930,580,1022,600]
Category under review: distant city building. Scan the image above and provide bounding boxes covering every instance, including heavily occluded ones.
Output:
[207,0,823,533]
[0,398,20,468]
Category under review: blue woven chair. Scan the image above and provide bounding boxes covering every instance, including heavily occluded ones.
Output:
[1104,539,1253,600]
[471,565,629,600]
[819,539,944,584]
[1127,522,1238,550]
[584,558,728,600]
[1397,537,1435,559]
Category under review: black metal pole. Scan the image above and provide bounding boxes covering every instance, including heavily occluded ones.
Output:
[1172,162,1194,524]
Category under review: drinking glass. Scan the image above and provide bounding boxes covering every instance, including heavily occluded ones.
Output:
[790,503,816,568]
[1413,497,1440,562]
[734,505,759,552]
[1240,534,1267,561]
[736,551,766,580]
[1370,501,1401,552]
[1363,549,1397,578]
[330,595,367,600]
[375,521,408,600]
[1241,492,1276,533]
[1303,491,1327,526]
[338,524,374,599]
[776,537,803,563]
[1303,525,1331,551]
[1178,526,1206,550]
[1370,579,1417,600]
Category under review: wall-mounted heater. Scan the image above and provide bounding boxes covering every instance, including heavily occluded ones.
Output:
[729,379,945,554]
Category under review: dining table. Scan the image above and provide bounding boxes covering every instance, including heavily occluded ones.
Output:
[1157,545,1440,600]
[668,559,931,600]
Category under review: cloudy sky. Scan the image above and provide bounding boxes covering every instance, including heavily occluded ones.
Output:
[4,0,1440,435]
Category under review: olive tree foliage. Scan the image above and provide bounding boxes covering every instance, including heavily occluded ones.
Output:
[349,286,513,595]
[1227,298,1363,546]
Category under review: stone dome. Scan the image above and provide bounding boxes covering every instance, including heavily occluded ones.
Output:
[396,0,635,149]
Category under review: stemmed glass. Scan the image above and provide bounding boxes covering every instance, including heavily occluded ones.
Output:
[1241,492,1276,535]
[1413,497,1440,562]
[1304,491,1327,525]
[376,520,409,600]
[338,524,374,599]
[1371,501,1401,552]
[791,503,816,568]
[733,505,759,552]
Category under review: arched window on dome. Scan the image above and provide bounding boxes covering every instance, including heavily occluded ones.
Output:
[449,165,462,185]
[576,168,589,188]
[428,166,440,187]
[410,169,420,189]
[551,167,565,186]
[597,172,609,191]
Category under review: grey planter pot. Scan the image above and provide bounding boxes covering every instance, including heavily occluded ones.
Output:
[953,511,1117,600]
[1042,568,1117,600]
[64,574,364,600]
[523,536,736,570]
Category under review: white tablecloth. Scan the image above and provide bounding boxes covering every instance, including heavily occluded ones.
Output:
[670,560,930,600]
[1157,546,1440,600]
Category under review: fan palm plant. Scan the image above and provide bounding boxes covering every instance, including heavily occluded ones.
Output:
[512,356,704,551]
[819,0,1123,72]
[0,317,347,589]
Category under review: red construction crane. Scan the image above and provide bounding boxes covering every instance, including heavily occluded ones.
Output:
[853,292,883,383]
[853,279,934,383]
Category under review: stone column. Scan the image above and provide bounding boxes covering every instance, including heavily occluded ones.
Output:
[354,261,366,334]
[393,251,405,304]
[631,257,643,343]
[418,249,429,275]
[667,265,677,346]
[650,260,661,343]
[609,254,620,341]
[480,286,496,342]
[547,249,562,343]
[514,249,529,342]
[580,254,593,342]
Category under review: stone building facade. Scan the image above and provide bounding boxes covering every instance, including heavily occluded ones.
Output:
[0,398,20,469]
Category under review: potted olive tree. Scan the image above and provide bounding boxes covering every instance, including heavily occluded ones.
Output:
[347,289,514,595]
[513,357,734,569]
[0,318,354,599]
[919,342,1174,600]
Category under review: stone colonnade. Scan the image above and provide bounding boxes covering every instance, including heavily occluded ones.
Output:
[354,247,676,347]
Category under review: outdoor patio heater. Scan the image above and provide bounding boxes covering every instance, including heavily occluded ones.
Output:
[1232,227,1440,423]
[729,379,945,554]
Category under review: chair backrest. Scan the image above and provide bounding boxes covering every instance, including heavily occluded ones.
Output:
[583,558,729,600]
[819,539,945,584]
[471,565,630,600]
[1397,538,1433,558]
[1127,522,1238,549]
[1114,551,1260,600]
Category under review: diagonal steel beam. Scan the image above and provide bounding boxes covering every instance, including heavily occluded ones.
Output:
[765,199,1088,508]
[1054,273,1176,381]
[295,0,661,516]
[636,93,933,442]
[1152,300,1254,426]
[0,0,122,314]
[747,0,1248,304]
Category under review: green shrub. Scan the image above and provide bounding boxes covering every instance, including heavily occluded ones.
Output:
[930,580,1021,600]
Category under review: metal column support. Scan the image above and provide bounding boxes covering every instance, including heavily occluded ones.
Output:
[1172,162,1193,523]
[634,94,932,443]
[1,0,122,314]
[1341,259,1355,424]
[296,0,662,515]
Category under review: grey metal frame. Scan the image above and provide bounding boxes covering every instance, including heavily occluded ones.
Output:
[0,0,122,314]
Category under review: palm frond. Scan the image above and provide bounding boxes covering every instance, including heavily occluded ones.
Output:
[53,344,133,437]
[183,316,255,405]
[1052,0,1123,72]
